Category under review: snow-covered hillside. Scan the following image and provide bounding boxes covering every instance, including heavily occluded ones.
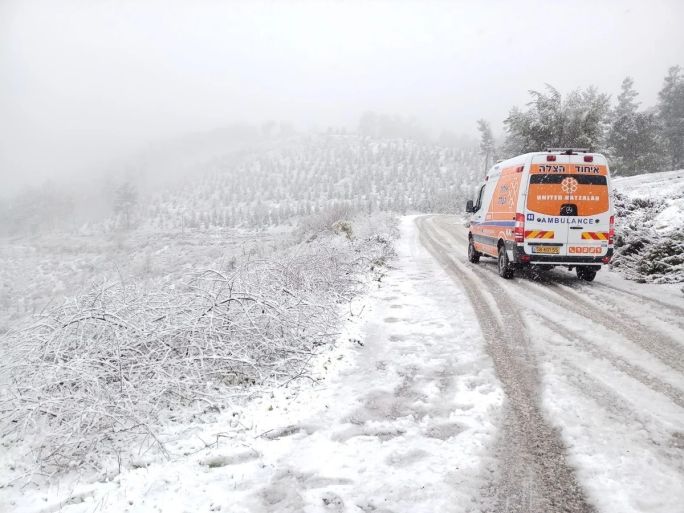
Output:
[0,135,481,238]
[137,135,481,231]
[611,170,684,283]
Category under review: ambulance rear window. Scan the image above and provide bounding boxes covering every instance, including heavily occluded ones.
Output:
[529,174,607,186]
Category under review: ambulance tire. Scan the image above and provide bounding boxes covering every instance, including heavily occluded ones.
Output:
[576,266,597,282]
[498,246,515,279]
[468,238,480,263]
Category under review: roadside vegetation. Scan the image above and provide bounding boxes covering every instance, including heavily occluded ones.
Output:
[0,211,397,476]
[611,171,684,283]
[478,66,684,177]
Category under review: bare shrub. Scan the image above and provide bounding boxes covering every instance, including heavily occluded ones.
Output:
[0,214,396,473]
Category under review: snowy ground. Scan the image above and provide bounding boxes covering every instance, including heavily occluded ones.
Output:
[2,216,503,513]
[0,229,290,333]
[3,215,683,513]
[611,170,684,283]
[420,215,684,513]
[613,169,684,235]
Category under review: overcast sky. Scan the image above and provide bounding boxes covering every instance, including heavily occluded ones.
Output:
[1,0,683,193]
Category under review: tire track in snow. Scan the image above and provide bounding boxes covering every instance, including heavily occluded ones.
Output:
[441,215,684,374]
[534,313,684,409]
[422,215,684,512]
[557,281,684,332]
[416,216,597,513]
[550,356,684,474]
[434,215,684,407]
[593,282,684,319]
[440,214,684,322]
[515,279,684,374]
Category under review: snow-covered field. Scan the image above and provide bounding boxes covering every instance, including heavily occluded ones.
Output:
[0,213,398,504]
[2,164,683,512]
[4,214,682,513]
[0,229,292,334]
[2,216,504,512]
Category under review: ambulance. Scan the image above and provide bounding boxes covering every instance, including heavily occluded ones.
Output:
[465,149,614,281]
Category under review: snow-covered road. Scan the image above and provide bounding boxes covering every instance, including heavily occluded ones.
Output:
[5,215,683,513]
[418,215,684,513]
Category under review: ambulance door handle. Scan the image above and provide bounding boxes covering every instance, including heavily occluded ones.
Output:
[570,227,583,230]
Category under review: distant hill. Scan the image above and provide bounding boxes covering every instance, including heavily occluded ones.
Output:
[0,133,482,236]
[139,134,482,231]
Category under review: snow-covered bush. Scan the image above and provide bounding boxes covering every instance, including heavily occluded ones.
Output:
[0,214,396,473]
[611,184,684,283]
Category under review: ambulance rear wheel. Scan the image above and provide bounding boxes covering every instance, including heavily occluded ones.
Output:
[498,246,515,279]
[468,239,480,263]
[576,266,597,282]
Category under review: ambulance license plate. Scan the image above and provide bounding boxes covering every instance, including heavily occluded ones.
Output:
[532,246,559,254]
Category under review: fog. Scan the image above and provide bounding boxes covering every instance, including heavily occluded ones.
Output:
[1,0,683,194]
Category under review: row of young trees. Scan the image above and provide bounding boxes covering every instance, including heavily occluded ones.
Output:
[477,66,684,175]
[0,135,482,236]
[138,136,481,231]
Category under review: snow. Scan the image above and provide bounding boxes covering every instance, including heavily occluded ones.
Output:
[613,169,684,198]
[523,297,684,512]
[613,169,684,234]
[414,214,684,513]
[611,170,684,283]
[3,213,682,512]
[488,266,684,513]
[653,198,684,234]
[2,216,503,513]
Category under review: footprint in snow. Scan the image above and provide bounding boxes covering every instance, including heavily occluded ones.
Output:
[321,491,345,511]
[423,422,465,441]
[385,448,429,467]
[260,424,310,440]
[200,449,260,468]
[331,424,405,442]
[383,317,403,323]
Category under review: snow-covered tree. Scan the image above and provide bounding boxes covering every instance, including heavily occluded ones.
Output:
[477,119,496,173]
[113,182,138,230]
[657,66,684,169]
[608,77,665,175]
[503,85,610,157]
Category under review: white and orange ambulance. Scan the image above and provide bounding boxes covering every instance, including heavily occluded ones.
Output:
[465,149,614,281]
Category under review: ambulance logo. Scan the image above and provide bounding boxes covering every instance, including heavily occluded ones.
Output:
[561,177,579,194]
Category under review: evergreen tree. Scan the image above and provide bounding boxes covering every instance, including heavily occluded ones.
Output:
[657,66,684,169]
[607,77,665,175]
[113,182,138,230]
[477,119,496,173]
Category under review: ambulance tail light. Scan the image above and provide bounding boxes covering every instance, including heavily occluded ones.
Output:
[546,155,557,162]
[602,255,612,264]
[514,213,525,243]
[584,155,594,162]
[609,215,615,245]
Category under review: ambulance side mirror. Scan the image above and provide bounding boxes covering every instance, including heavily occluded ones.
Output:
[465,200,475,213]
